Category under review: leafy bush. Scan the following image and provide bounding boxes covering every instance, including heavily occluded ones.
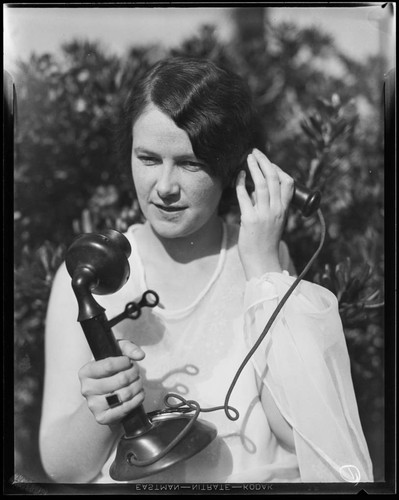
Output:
[13,13,385,482]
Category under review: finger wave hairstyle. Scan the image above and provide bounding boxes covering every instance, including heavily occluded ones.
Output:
[118,56,265,192]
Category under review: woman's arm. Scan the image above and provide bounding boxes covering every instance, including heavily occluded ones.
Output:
[39,263,116,482]
[243,272,374,482]
[40,399,122,483]
[253,241,296,453]
[39,263,144,483]
[257,376,295,453]
[235,151,372,480]
[235,149,297,452]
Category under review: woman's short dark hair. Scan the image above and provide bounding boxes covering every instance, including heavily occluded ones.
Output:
[119,56,264,188]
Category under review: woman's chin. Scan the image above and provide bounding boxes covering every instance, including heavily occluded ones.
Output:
[148,218,190,240]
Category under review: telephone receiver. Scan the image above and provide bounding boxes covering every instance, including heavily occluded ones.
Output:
[65,230,217,481]
[238,162,321,217]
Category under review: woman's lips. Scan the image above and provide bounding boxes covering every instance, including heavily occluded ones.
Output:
[153,203,187,212]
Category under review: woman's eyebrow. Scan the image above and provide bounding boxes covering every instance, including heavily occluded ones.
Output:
[134,147,203,163]
[134,147,157,155]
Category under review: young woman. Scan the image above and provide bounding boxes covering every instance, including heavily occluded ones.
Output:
[39,57,373,484]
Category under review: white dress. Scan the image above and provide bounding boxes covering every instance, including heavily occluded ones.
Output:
[93,222,373,483]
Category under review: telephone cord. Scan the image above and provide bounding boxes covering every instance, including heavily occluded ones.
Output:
[128,209,326,467]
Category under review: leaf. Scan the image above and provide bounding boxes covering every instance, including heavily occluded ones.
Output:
[309,113,323,134]
[342,276,361,302]
[335,262,347,291]
[301,118,317,140]
[363,289,381,304]
[357,262,372,286]
[331,93,341,108]
[330,121,350,142]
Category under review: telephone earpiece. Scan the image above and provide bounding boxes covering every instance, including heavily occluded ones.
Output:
[233,151,322,217]
[291,183,321,217]
[240,168,321,217]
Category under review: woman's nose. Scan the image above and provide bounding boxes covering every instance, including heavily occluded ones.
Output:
[156,165,180,199]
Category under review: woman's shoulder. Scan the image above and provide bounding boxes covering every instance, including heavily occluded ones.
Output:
[123,222,146,257]
[51,260,73,291]
[124,222,145,239]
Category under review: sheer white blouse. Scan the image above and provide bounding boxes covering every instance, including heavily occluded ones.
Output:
[93,222,373,483]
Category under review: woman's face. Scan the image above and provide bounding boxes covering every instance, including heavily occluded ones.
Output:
[131,105,223,240]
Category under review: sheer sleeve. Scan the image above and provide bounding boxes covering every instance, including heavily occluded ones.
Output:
[243,271,374,482]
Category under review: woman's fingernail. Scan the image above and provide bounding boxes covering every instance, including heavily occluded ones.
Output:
[135,348,145,358]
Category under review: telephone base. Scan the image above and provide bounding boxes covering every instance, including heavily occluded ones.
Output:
[109,412,217,481]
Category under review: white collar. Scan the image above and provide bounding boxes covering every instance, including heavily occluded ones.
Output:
[126,222,228,320]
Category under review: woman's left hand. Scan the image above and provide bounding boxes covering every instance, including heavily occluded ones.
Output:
[236,148,294,280]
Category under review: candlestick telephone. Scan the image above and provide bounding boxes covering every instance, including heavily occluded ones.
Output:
[65,183,324,481]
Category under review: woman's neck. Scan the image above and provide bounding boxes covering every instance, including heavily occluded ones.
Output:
[141,215,223,265]
[133,216,224,310]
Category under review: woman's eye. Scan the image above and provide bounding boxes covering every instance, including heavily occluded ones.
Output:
[179,161,204,172]
[136,155,205,171]
[138,156,159,165]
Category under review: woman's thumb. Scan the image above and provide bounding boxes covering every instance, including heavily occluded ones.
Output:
[117,339,145,361]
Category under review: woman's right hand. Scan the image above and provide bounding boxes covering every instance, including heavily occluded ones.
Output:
[78,340,146,426]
